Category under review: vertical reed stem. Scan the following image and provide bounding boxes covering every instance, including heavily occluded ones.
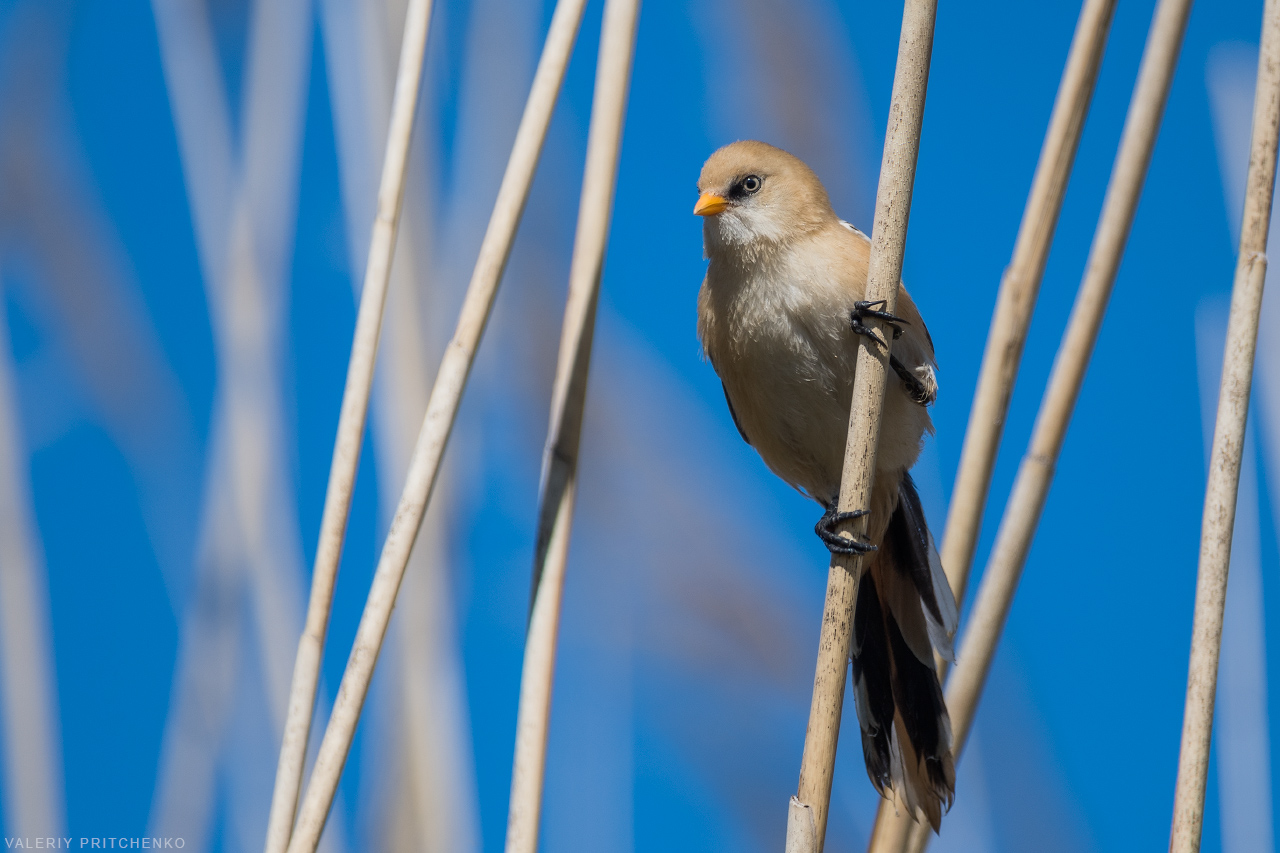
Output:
[1170,0,1280,847]
[867,0,1116,845]
[0,292,64,843]
[902,1,1194,851]
[281,1,590,850]
[788,2,936,850]
[263,2,434,851]
[503,4,641,850]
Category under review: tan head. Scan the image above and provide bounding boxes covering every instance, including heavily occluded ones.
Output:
[695,141,836,254]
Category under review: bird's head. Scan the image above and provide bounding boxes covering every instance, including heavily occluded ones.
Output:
[695,140,835,257]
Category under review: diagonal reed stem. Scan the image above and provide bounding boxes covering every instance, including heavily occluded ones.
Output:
[900,1,1194,851]
[281,1,590,850]
[1170,0,1280,848]
[939,0,1118,615]
[263,1,435,850]
[867,0,1116,847]
[503,1,641,850]
[788,2,936,850]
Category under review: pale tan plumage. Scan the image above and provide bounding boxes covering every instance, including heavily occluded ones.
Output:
[694,140,956,830]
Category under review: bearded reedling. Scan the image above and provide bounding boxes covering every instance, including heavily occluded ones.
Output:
[694,140,956,830]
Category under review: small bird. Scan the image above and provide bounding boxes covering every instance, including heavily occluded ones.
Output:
[694,140,957,830]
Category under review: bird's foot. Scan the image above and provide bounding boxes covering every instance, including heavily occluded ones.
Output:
[850,300,909,348]
[815,508,877,555]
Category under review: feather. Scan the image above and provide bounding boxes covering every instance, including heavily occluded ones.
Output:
[885,603,955,817]
[925,528,956,658]
[893,474,958,661]
[851,568,893,794]
[848,475,957,833]
[720,380,751,445]
[873,551,936,669]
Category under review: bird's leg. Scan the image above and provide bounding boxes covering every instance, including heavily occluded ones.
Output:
[850,300,910,349]
[815,507,877,555]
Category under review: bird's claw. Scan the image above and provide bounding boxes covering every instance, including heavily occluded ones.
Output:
[815,508,878,555]
[850,300,909,348]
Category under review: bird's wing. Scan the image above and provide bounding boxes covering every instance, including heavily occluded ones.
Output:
[916,312,936,354]
[837,222,938,405]
[838,218,867,238]
[698,279,750,445]
[720,380,751,446]
[890,291,938,406]
[889,353,937,407]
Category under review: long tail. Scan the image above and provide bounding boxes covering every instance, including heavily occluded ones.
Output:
[850,473,958,832]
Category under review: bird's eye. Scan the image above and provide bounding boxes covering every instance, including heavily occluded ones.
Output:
[742,175,762,193]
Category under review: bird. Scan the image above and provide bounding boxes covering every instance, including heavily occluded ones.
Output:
[693,140,957,831]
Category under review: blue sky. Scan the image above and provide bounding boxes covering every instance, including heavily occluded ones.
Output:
[1,0,1279,851]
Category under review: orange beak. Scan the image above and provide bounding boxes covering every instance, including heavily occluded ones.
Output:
[693,192,729,216]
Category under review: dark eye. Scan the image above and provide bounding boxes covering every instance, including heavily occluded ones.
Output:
[742,175,762,193]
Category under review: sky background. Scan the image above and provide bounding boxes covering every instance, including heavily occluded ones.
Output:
[1,0,1279,851]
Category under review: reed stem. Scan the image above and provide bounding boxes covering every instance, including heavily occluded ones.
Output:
[903,0,1194,850]
[1170,0,1280,847]
[263,2,435,851]
[788,2,936,849]
[502,2,641,850]
[281,1,590,849]
[867,0,1117,843]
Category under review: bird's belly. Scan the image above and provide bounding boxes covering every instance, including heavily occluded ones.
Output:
[719,335,932,511]
[722,346,852,506]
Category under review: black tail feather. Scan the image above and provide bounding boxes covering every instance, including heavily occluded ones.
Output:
[888,474,943,627]
[884,601,955,809]
[890,474,958,659]
[849,474,957,831]
[851,568,894,794]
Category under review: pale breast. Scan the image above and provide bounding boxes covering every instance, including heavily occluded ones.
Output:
[700,254,857,506]
[698,228,935,516]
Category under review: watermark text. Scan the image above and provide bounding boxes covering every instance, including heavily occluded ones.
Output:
[3,840,185,849]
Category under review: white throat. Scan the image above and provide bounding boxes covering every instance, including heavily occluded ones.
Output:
[703,205,791,263]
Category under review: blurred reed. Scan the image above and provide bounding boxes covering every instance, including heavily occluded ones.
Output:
[1170,0,1280,848]
[0,6,203,615]
[868,0,1117,846]
[0,285,64,844]
[283,1,591,849]
[0,7,205,840]
[502,1,640,850]
[147,1,337,849]
[789,1,936,850]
